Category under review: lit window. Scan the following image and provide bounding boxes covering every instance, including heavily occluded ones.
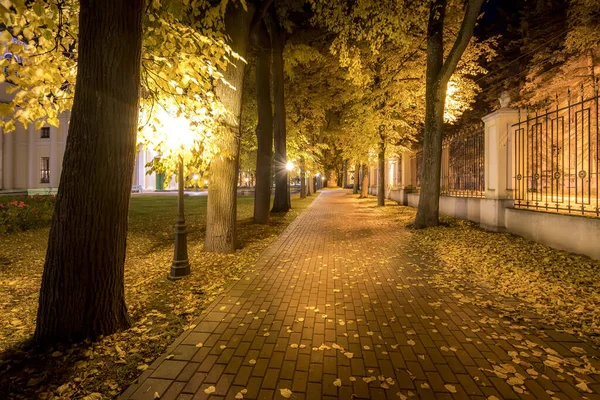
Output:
[40,157,50,183]
[40,127,50,138]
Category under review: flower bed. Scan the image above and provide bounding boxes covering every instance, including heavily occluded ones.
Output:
[0,195,55,234]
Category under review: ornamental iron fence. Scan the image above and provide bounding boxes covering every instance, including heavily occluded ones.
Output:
[412,127,485,198]
[441,127,485,197]
[512,82,600,216]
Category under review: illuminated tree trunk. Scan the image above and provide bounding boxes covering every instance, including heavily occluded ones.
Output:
[353,162,360,194]
[205,3,253,252]
[360,164,369,198]
[415,0,483,228]
[300,159,306,198]
[252,19,273,224]
[270,8,289,213]
[34,0,143,344]
[377,137,385,207]
[306,175,312,196]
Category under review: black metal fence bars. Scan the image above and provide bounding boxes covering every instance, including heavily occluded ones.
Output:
[441,127,485,197]
[513,82,600,216]
[411,126,485,198]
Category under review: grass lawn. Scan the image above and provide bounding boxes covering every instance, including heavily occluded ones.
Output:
[0,193,316,399]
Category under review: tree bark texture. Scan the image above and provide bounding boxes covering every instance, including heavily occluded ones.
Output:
[300,165,306,198]
[377,138,385,207]
[205,3,253,252]
[360,164,369,198]
[353,162,360,194]
[252,19,273,224]
[34,0,144,344]
[270,7,289,213]
[415,0,483,228]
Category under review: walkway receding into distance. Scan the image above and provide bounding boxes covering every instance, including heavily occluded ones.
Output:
[123,190,600,400]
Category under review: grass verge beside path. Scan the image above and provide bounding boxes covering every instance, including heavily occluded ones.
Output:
[369,197,600,344]
[0,193,316,400]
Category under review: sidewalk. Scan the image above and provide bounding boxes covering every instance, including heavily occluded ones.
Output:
[122,190,600,400]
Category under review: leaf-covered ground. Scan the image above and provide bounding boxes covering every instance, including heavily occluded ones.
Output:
[375,200,600,344]
[0,193,316,400]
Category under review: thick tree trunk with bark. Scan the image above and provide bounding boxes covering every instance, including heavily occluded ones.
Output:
[360,164,369,198]
[415,0,483,228]
[270,8,289,213]
[34,0,144,344]
[306,175,312,196]
[252,19,273,224]
[300,171,306,198]
[353,162,360,194]
[377,138,385,207]
[205,3,253,252]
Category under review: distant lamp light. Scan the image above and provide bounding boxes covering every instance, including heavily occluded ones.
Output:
[285,161,294,171]
[204,180,208,185]
[244,177,249,182]
[321,177,325,181]
[316,173,321,177]
[193,174,199,180]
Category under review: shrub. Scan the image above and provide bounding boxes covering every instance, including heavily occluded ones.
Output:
[0,195,56,234]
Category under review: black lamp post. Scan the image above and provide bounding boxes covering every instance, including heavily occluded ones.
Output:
[168,155,190,280]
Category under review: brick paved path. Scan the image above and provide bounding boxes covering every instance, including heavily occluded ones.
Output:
[123,190,600,400]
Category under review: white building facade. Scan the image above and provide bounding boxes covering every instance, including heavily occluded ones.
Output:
[0,117,166,194]
[0,83,172,194]
[0,112,68,194]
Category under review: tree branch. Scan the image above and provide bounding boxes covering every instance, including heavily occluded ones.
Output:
[249,0,275,34]
[438,0,485,85]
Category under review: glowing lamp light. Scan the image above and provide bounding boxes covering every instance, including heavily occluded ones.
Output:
[193,174,199,180]
[162,118,195,152]
[244,178,249,182]
[285,161,294,171]
[316,173,321,177]
[204,180,208,185]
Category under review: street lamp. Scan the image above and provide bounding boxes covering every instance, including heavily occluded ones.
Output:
[169,154,191,280]
[193,173,199,191]
[160,110,195,280]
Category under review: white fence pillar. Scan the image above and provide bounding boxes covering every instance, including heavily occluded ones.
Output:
[480,94,520,231]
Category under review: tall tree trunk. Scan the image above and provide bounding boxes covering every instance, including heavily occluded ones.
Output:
[270,7,289,213]
[300,161,306,198]
[353,162,360,194]
[377,138,386,207]
[205,3,253,252]
[360,164,369,198]
[306,174,312,196]
[415,0,483,228]
[252,19,273,224]
[34,0,144,344]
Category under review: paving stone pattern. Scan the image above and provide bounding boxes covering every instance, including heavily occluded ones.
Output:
[122,190,600,400]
